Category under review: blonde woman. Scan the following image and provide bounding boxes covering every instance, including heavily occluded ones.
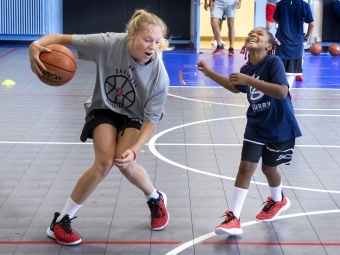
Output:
[29,9,172,245]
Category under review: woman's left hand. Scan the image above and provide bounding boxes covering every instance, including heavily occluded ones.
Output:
[114,149,135,169]
[229,73,249,86]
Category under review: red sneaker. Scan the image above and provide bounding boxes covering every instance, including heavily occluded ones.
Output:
[46,212,82,245]
[213,45,225,56]
[256,194,290,222]
[215,210,243,235]
[147,191,169,230]
[296,75,303,81]
[228,47,234,56]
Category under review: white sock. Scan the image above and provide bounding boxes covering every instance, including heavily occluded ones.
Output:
[57,197,82,222]
[287,75,295,91]
[145,188,159,201]
[270,184,283,202]
[230,187,248,219]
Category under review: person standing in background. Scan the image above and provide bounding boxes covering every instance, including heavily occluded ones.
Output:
[334,0,340,18]
[274,0,314,91]
[208,0,242,56]
[296,0,312,81]
[204,0,226,48]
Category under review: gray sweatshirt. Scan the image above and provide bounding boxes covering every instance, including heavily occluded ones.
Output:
[72,32,169,124]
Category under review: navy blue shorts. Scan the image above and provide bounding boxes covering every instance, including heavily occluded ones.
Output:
[241,138,296,167]
[80,109,142,142]
[281,58,303,75]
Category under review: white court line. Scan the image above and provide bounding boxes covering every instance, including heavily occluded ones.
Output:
[170,87,340,90]
[168,93,248,107]
[148,114,340,194]
[2,141,340,149]
[168,93,340,111]
[154,144,340,148]
[0,141,90,145]
[165,209,340,255]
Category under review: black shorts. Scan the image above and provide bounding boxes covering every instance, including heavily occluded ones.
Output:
[80,109,142,142]
[241,138,296,167]
[281,58,303,75]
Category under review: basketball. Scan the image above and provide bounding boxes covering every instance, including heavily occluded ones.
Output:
[309,42,322,56]
[38,44,77,86]
[328,43,340,56]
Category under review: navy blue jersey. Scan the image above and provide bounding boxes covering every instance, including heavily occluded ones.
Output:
[334,1,340,18]
[274,0,314,59]
[234,55,302,143]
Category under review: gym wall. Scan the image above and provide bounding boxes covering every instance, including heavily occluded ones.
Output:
[63,0,191,42]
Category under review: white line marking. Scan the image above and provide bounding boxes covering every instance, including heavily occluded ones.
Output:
[168,93,340,111]
[154,144,340,148]
[0,141,91,145]
[168,93,248,107]
[1,141,340,149]
[169,87,340,90]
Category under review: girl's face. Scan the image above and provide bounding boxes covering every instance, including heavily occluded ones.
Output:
[245,28,272,52]
[128,24,163,65]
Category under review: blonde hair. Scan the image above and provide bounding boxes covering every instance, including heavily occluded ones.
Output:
[126,9,173,51]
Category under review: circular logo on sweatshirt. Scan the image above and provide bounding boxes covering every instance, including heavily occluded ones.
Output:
[104,75,136,108]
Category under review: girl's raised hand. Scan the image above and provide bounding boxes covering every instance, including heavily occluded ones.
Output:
[196,60,211,77]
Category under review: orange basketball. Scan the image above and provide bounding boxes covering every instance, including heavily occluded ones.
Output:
[39,44,77,86]
[328,43,340,56]
[309,42,322,56]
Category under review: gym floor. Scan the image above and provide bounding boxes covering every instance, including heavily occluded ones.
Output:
[1,44,340,255]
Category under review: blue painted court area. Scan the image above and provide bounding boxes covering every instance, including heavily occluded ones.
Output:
[163,49,340,89]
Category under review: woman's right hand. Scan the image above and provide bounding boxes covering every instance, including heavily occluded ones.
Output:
[29,41,52,76]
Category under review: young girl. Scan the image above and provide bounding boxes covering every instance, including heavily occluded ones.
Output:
[29,9,171,245]
[197,27,302,235]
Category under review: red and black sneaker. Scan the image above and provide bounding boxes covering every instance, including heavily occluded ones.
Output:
[213,45,225,56]
[228,47,235,56]
[215,210,243,235]
[256,193,290,222]
[147,191,169,230]
[46,212,82,245]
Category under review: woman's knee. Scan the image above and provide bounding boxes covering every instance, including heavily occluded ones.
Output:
[94,158,115,178]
